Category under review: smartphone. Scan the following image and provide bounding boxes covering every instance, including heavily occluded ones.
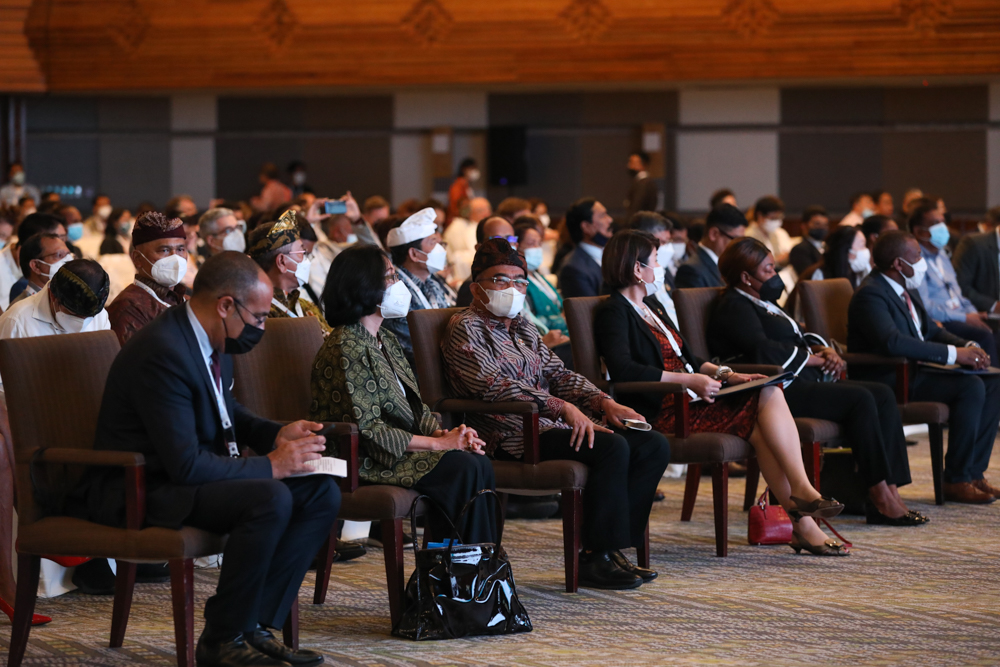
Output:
[324,200,347,215]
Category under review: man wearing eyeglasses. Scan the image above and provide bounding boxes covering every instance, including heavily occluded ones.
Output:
[675,203,746,289]
[197,208,247,268]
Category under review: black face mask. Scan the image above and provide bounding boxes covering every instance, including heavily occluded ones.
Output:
[223,300,265,355]
[592,231,610,247]
[808,228,828,241]
[628,168,640,178]
[757,275,785,303]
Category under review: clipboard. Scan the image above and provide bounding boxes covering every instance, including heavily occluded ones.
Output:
[918,362,1000,375]
[690,372,795,402]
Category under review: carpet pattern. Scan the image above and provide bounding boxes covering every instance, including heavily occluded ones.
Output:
[3,434,1000,666]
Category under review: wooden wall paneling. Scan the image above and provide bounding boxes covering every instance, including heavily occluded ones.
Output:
[0,0,45,92]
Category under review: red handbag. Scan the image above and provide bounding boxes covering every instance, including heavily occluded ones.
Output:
[748,489,793,545]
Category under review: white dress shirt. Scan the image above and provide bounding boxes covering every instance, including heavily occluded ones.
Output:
[0,245,23,311]
[579,241,604,266]
[699,243,719,265]
[880,273,956,364]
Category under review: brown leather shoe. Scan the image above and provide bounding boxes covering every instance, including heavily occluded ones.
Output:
[973,479,1000,499]
[943,481,997,504]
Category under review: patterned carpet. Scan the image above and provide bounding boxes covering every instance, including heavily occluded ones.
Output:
[3,433,1000,666]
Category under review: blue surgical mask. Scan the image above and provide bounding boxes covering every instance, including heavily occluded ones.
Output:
[67,222,84,242]
[523,247,543,272]
[928,222,950,250]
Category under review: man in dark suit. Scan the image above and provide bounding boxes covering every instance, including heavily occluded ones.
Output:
[788,205,829,275]
[675,203,746,289]
[848,231,1000,504]
[954,227,1000,314]
[624,152,659,220]
[558,197,613,299]
[84,251,340,667]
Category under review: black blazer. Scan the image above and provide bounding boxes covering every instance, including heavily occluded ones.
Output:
[954,231,1000,312]
[558,246,604,299]
[80,305,281,529]
[625,176,659,220]
[847,270,967,384]
[707,289,820,381]
[675,246,723,289]
[789,239,822,276]
[594,291,706,422]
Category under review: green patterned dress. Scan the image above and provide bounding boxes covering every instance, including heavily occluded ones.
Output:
[309,321,444,487]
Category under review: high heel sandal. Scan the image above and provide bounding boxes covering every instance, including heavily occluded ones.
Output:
[789,518,851,557]
[788,495,844,520]
[865,501,929,526]
[0,597,51,626]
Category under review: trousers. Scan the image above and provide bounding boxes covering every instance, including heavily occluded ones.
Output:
[412,450,498,544]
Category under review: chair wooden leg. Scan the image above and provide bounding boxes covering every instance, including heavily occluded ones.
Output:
[560,488,582,593]
[802,442,822,490]
[636,521,650,569]
[312,529,337,604]
[169,559,195,667]
[382,518,405,627]
[282,597,298,650]
[7,553,40,667]
[681,464,701,521]
[743,458,760,511]
[497,492,509,544]
[929,423,945,505]
[109,560,137,648]
[711,463,729,557]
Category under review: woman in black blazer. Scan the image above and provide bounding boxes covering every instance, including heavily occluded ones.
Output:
[707,237,923,527]
[595,230,850,556]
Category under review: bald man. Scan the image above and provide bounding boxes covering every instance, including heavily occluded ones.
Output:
[445,197,493,282]
[456,217,516,307]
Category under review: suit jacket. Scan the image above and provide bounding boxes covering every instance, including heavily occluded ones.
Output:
[954,231,999,312]
[789,239,822,276]
[675,246,723,289]
[81,305,281,529]
[625,176,659,220]
[594,291,705,422]
[558,246,604,299]
[847,270,967,385]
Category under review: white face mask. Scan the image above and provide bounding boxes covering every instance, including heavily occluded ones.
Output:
[345,233,358,245]
[480,285,526,319]
[861,208,875,219]
[418,243,447,273]
[38,254,72,280]
[639,264,665,296]
[848,247,871,273]
[142,252,187,287]
[466,169,481,183]
[55,309,94,334]
[292,172,307,186]
[762,218,783,234]
[538,213,551,228]
[283,253,311,287]
[670,241,687,260]
[656,243,673,270]
[379,280,412,319]
[96,205,112,220]
[221,230,246,253]
[900,257,928,290]
[523,247,543,272]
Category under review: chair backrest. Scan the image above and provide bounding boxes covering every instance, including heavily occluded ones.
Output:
[231,317,325,421]
[0,330,121,524]
[672,287,724,361]
[408,307,464,408]
[562,296,609,391]
[797,278,854,345]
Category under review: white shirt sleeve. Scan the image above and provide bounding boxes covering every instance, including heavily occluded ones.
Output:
[947,345,957,365]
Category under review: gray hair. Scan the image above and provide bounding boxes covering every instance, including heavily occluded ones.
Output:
[198,207,235,237]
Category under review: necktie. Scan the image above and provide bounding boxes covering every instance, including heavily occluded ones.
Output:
[210,350,222,393]
[902,291,922,339]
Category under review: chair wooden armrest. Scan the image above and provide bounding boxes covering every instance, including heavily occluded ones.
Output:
[842,353,911,403]
[434,399,542,465]
[609,382,690,438]
[317,422,360,494]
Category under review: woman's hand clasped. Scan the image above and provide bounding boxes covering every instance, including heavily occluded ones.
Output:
[435,424,487,455]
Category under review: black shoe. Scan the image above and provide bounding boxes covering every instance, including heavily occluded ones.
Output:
[366,524,413,549]
[246,628,323,666]
[72,558,116,595]
[332,541,366,563]
[135,562,171,583]
[196,630,290,667]
[578,551,642,590]
[865,502,928,526]
[653,490,665,502]
[610,550,658,583]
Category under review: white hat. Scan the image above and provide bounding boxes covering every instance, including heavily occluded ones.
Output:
[387,208,438,248]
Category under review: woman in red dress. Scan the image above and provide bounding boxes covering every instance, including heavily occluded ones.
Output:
[595,230,850,556]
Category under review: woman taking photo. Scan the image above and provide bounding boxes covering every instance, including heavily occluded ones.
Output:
[595,230,851,556]
[707,237,924,527]
[310,244,497,544]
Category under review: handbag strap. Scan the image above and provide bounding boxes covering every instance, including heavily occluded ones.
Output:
[405,494,458,558]
[450,488,505,549]
[756,487,771,509]
[817,518,853,548]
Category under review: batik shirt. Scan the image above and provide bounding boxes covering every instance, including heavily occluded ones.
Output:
[270,286,332,336]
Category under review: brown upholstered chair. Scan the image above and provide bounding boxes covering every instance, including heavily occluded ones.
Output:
[672,286,843,511]
[797,278,949,504]
[231,316,420,624]
[563,296,754,557]
[407,307,592,589]
[1,331,237,667]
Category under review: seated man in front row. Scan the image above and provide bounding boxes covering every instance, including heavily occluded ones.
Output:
[79,251,339,667]
[847,230,1000,505]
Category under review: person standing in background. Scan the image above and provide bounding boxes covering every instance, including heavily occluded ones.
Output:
[624,152,659,220]
[447,158,480,220]
[250,163,292,213]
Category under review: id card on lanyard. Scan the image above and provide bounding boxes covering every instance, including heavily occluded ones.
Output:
[207,361,240,457]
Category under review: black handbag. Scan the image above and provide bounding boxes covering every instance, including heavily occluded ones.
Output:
[391,489,533,640]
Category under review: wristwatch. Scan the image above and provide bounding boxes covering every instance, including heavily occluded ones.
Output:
[713,366,734,383]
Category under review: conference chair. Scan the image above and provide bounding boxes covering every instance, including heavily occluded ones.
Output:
[407,307,593,589]
[797,278,949,504]
[230,316,417,626]
[0,331,286,667]
[671,287,844,512]
[563,296,755,557]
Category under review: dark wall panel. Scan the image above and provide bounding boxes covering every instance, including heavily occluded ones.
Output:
[580,130,636,216]
[486,132,581,213]
[883,86,988,124]
[779,131,882,213]
[301,96,393,130]
[489,92,677,127]
[25,137,99,205]
[218,97,304,132]
[98,97,170,131]
[882,130,986,212]
[782,88,884,125]
[99,137,171,209]
[300,136,391,203]
[26,97,98,131]
[215,138,299,201]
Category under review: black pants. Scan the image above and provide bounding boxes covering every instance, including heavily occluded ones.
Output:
[535,428,670,552]
[910,370,1000,483]
[784,378,911,488]
[184,475,340,635]
[412,450,497,544]
[943,320,999,367]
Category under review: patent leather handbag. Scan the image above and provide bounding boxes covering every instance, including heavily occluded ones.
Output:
[392,489,532,641]
[748,488,793,545]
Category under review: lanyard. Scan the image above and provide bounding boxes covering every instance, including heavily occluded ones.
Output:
[206,355,239,457]
[628,299,694,375]
[133,279,172,307]
[270,296,302,318]
[928,255,963,304]
[736,288,805,340]
[397,270,433,310]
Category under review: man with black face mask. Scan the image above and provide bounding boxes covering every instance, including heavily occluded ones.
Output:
[558,197,614,299]
[788,205,829,276]
[79,251,340,667]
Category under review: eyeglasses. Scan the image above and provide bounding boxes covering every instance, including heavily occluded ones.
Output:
[385,271,400,285]
[489,235,519,248]
[233,298,267,328]
[719,229,741,241]
[482,275,529,290]
[218,223,247,237]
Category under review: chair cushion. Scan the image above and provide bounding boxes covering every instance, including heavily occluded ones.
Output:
[339,484,420,520]
[900,401,949,425]
[493,460,588,492]
[668,432,754,464]
[18,518,226,560]
[794,418,842,443]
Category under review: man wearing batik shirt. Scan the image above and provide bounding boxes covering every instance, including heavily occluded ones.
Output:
[440,238,670,592]
[107,211,189,346]
[245,210,331,335]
